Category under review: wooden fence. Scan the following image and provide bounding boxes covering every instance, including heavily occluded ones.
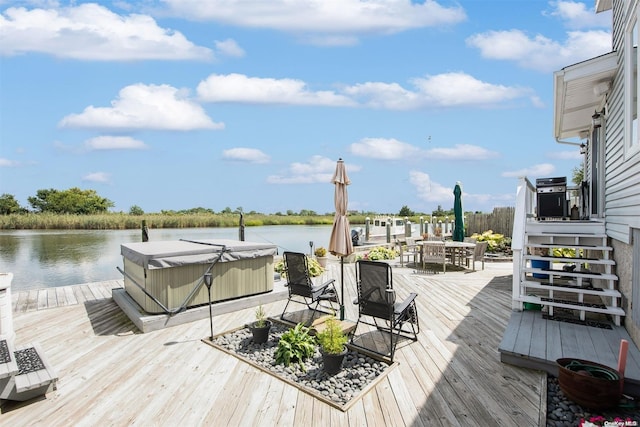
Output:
[465,207,515,238]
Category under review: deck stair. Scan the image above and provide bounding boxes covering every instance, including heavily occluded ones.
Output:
[517,223,624,326]
[0,336,58,402]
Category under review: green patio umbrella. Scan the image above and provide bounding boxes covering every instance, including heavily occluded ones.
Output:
[453,182,464,242]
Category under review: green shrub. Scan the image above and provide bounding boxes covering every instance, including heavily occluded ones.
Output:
[470,230,512,254]
[316,316,347,354]
[364,246,397,260]
[255,305,267,328]
[275,323,316,371]
[274,256,324,278]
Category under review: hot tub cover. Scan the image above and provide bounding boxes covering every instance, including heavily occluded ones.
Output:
[121,239,278,270]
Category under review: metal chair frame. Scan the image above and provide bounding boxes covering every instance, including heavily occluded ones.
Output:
[280,251,340,325]
[351,260,419,362]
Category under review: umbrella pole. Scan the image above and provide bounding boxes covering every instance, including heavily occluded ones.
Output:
[340,256,345,320]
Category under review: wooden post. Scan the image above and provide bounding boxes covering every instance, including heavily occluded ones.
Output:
[141,220,149,242]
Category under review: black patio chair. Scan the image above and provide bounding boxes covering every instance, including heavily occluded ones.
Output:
[351,260,419,362]
[280,251,340,325]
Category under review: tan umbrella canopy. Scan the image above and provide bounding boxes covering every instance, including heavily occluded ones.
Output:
[329,158,353,320]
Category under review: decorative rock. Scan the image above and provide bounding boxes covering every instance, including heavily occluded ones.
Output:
[211,323,390,406]
[546,376,640,426]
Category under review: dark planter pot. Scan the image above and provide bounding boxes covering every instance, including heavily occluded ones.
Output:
[557,358,622,410]
[248,320,272,344]
[321,347,348,375]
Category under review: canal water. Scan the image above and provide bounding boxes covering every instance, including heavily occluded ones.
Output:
[0,225,333,291]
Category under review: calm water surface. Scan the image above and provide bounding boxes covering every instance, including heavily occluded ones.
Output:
[0,225,332,291]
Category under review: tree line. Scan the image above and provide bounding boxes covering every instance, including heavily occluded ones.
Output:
[0,188,466,218]
[0,188,113,215]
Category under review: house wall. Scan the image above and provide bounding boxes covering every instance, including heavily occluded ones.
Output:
[605,0,640,345]
[606,0,640,245]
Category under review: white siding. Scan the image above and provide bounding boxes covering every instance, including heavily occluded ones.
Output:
[605,0,640,244]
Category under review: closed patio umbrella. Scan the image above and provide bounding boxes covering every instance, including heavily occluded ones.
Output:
[328,158,353,320]
[453,181,464,242]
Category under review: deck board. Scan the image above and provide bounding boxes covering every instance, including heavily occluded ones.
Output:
[499,309,640,395]
[3,261,547,425]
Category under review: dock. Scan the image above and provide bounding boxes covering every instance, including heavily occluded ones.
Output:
[3,261,545,425]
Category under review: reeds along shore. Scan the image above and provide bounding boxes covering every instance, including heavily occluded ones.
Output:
[0,212,345,230]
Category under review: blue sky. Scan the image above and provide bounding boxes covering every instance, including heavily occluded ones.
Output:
[0,1,611,215]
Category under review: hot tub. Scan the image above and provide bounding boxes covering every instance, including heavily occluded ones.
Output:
[120,239,277,314]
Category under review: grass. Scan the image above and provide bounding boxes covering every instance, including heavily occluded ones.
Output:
[0,212,363,230]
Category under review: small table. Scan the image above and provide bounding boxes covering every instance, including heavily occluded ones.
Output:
[444,241,476,267]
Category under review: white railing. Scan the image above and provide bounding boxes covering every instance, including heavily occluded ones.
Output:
[511,177,536,310]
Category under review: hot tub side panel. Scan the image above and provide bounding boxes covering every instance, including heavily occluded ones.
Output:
[125,255,274,314]
[123,258,166,313]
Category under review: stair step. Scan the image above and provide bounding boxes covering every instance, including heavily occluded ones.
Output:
[523,267,618,281]
[523,255,615,265]
[0,341,57,402]
[520,295,625,317]
[522,281,621,297]
[526,232,607,238]
[0,336,18,381]
[526,243,612,251]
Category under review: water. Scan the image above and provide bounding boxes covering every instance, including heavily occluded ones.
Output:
[0,225,333,291]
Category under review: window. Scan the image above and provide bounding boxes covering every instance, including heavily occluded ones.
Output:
[626,13,640,157]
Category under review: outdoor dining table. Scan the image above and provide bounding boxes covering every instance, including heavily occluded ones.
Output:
[444,241,476,267]
[414,240,476,270]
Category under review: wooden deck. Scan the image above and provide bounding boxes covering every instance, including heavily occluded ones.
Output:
[499,310,640,395]
[2,261,547,426]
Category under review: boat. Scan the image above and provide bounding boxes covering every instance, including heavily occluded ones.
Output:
[358,216,420,244]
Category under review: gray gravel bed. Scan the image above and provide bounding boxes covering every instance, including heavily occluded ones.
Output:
[546,376,640,426]
[211,322,389,406]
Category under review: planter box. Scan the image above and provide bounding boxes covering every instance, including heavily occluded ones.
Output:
[121,239,277,314]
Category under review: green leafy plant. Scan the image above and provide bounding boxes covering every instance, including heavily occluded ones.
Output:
[316,316,347,355]
[275,323,316,371]
[314,246,327,257]
[364,246,397,260]
[470,230,512,254]
[255,304,267,328]
[274,256,324,277]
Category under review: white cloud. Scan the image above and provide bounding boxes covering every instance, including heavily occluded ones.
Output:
[546,0,611,30]
[409,73,531,107]
[198,72,533,109]
[222,148,270,164]
[345,72,531,109]
[350,139,497,161]
[60,84,224,131]
[424,144,499,160]
[466,28,611,73]
[409,171,453,203]
[197,74,355,106]
[551,149,582,160]
[0,3,213,60]
[410,170,516,210]
[85,136,149,150]
[214,39,245,57]
[267,155,359,184]
[82,172,111,183]
[349,138,421,160]
[0,158,20,167]
[464,192,516,209]
[501,163,556,178]
[162,0,466,44]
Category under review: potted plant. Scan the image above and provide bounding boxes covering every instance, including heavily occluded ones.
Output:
[316,316,348,374]
[247,304,272,344]
[314,247,328,268]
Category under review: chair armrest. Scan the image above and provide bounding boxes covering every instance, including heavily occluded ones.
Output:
[310,278,336,293]
[394,292,418,314]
